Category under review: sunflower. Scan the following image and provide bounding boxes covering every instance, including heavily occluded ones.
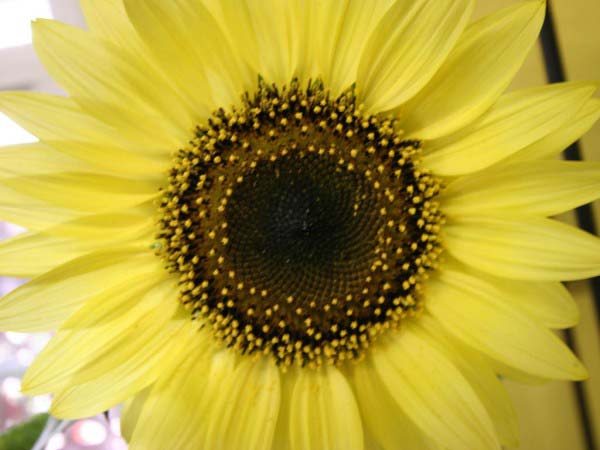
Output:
[1,0,599,449]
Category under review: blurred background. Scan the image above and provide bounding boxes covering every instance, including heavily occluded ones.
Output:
[0,1,599,449]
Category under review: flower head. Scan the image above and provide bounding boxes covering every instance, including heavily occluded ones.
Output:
[0,1,599,449]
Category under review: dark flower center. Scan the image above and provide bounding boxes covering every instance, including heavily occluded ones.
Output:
[158,80,443,367]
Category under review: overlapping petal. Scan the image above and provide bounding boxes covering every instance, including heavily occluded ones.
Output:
[371,325,500,450]
[0,248,159,332]
[358,0,475,113]
[444,217,600,280]
[289,366,364,450]
[398,0,545,139]
[427,269,588,380]
[442,160,600,217]
[32,19,190,148]
[423,82,597,175]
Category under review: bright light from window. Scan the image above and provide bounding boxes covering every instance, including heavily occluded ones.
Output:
[0,113,37,145]
[0,0,53,49]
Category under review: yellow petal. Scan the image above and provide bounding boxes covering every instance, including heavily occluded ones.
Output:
[0,180,82,230]
[0,92,125,146]
[372,325,500,450]
[128,342,218,450]
[444,216,600,280]
[423,82,596,175]
[82,0,186,132]
[130,347,280,450]
[47,140,168,177]
[493,280,578,329]
[0,233,95,278]
[363,431,386,450]
[32,19,189,149]
[80,0,140,51]
[449,261,579,329]
[442,160,600,217]
[0,248,159,332]
[0,208,153,278]
[505,98,600,163]
[123,0,251,112]
[200,356,281,450]
[398,0,545,139]
[50,309,188,419]
[348,359,433,450]
[324,0,394,95]
[0,172,159,213]
[271,366,299,450]
[289,365,364,450]
[427,270,588,380]
[62,273,172,332]
[22,276,173,395]
[241,0,304,86]
[0,143,89,178]
[0,200,78,231]
[359,0,475,113]
[202,0,261,78]
[418,315,519,447]
[121,387,151,442]
[52,342,183,421]
[39,203,154,240]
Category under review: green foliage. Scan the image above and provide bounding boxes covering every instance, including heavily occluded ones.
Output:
[0,413,49,450]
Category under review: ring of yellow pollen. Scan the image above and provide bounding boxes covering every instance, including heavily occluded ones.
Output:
[157,79,444,368]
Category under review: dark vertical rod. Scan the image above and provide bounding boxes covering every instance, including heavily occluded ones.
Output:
[539,2,598,450]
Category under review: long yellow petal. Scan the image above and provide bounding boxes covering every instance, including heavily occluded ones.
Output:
[372,325,500,450]
[0,201,79,232]
[444,217,600,280]
[418,315,519,447]
[62,275,173,332]
[32,19,189,149]
[123,0,251,113]
[22,276,172,395]
[348,359,433,450]
[199,356,281,450]
[0,143,89,178]
[505,98,600,163]
[398,0,545,139]
[0,248,159,332]
[427,270,587,380]
[448,260,579,329]
[423,82,596,175]
[270,364,298,450]
[289,365,364,450]
[50,310,188,419]
[201,0,261,79]
[488,279,578,329]
[324,0,394,95]
[242,0,305,87]
[80,0,141,51]
[0,233,98,278]
[358,0,474,113]
[0,184,80,230]
[0,172,159,213]
[47,140,168,177]
[120,387,150,442]
[0,92,125,146]
[128,341,218,450]
[442,160,600,217]
[0,207,153,278]
[38,203,154,240]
